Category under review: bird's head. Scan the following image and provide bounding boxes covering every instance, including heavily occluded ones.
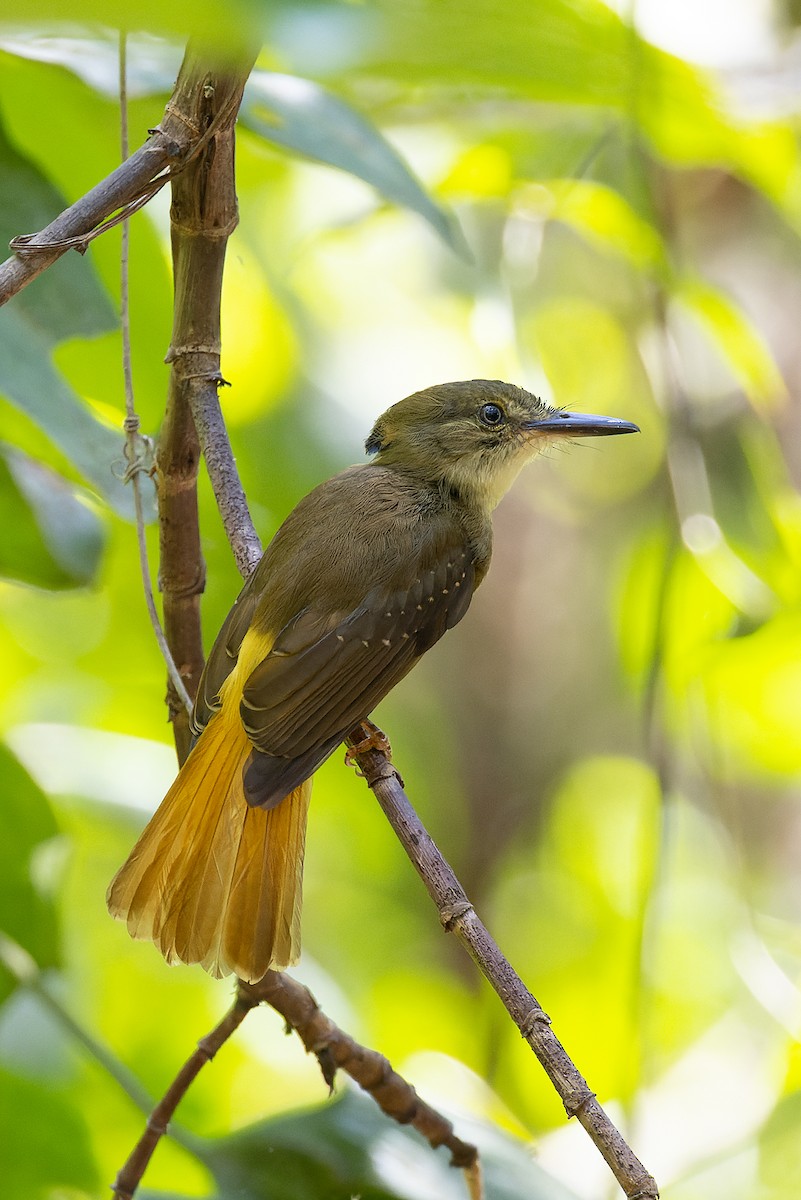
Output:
[366,379,639,509]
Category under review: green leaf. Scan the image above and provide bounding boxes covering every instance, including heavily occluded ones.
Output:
[0,1067,98,1199]
[0,443,105,588]
[242,71,467,255]
[0,744,61,1003]
[197,1088,578,1200]
[0,28,180,99]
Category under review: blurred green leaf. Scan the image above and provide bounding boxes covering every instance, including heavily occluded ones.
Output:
[0,105,141,515]
[199,1088,577,1200]
[341,0,801,220]
[0,745,61,1003]
[0,0,260,44]
[0,308,140,516]
[242,71,466,255]
[673,278,785,411]
[0,443,105,588]
[543,179,665,271]
[0,39,466,255]
[0,1066,98,1199]
[0,28,180,98]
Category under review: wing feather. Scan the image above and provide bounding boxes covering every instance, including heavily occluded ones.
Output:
[239,552,475,806]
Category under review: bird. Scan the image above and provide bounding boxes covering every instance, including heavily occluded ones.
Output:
[107,379,638,982]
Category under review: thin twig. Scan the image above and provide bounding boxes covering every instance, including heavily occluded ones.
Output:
[111,989,259,1200]
[189,383,262,577]
[344,722,660,1200]
[110,970,482,1200]
[118,32,193,717]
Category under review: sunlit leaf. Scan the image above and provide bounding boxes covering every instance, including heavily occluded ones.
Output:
[0,0,259,44]
[759,1090,801,1195]
[0,28,180,98]
[440,143,513,199]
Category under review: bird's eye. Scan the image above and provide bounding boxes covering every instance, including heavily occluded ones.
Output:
[479,403,504,427]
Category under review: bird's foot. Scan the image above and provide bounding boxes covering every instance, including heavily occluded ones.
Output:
[344,720,392,769]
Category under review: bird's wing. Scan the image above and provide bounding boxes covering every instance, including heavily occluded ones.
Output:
[239,547,476,806]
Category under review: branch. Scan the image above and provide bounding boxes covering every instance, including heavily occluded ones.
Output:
[0,138,177,306]
[189,383,262,576]
[119,34,193,717]
[344,723,660,1200]
[157,41,259,758]
[111,989,257,1200]
[111,971,481,1200]
[183,316,658,1196]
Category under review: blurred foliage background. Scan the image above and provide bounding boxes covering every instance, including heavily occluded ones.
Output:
[1,1,801,1197]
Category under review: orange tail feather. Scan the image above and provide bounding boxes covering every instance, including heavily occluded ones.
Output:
[107,634,311,982]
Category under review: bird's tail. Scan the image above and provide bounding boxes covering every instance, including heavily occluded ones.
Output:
[106,635,311,982]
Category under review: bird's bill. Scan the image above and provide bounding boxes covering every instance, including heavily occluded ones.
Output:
[525,412,640,437]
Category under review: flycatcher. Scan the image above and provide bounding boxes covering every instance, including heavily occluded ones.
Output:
[108,379,638,981]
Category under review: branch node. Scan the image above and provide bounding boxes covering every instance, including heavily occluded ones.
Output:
[165,342,223,362]
[316,1046,338,1092]
[158,563,207,600]
[115,429,157,484]
[195,1035,217,1063]
[519,1006,551,1037]
[145,126,185,158]
[439,899,474,931]
[145,1114,169,1136]
[628,1180,660,1200]
[161,103,203,137]
[628,1180,661,1200]
[562,1087,597,1118]
[450,1143,479,1170]
[169,215,239,239]
[10,231,90,257]
[181,371,230,387]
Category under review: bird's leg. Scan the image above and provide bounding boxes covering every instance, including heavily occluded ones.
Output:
[344,719,393,768]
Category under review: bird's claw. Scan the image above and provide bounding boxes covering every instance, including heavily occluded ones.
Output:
[344,722,393,772]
